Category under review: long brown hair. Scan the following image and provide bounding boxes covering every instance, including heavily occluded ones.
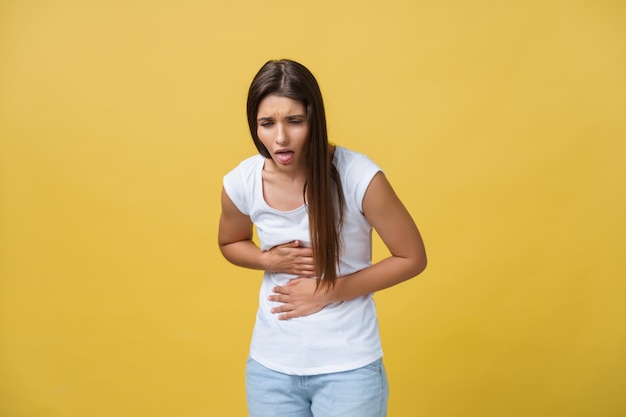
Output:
[246,59,344,290]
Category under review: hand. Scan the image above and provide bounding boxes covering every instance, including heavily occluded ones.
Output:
[268,278,331,320]
[264,240,315,276]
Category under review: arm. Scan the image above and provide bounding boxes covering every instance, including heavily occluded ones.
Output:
[218,187,315,276]
[269,172,427,319]
[218,187,263,269]
[327,171,427,299]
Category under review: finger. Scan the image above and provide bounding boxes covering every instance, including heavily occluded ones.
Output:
[271,304,293,314]
[291,259,312,270]
[292,256,313,266]
[296,248,313,256]
[271,286,288,295]
[278,313,293,320]
[268,293,288,302]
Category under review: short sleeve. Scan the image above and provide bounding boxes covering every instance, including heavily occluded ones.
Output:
[223,155,263,216]
[338,150,383,213]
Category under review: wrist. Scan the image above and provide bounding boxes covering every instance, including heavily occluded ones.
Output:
[320,279,343,304]
[259,250,271,272]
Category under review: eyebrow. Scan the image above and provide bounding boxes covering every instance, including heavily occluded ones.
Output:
[257,114,306,122]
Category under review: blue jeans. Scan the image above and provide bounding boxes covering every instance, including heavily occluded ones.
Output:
[246,357,389,417]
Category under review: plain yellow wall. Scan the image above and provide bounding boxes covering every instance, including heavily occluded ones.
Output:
[1,1,624,416]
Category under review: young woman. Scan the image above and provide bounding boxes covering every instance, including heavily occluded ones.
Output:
[218,59,427,417]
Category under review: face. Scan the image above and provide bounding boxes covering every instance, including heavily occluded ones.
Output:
[257,94,309,173]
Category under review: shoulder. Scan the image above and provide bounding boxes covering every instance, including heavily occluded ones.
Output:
[334,146,365,164]
[226,154,265,176]
[223,154,265,213]
[224,154,264,184]
[334,146,383,208]
[334,146,382,177]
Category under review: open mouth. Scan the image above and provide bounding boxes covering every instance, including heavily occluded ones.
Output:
[275,151,294,164]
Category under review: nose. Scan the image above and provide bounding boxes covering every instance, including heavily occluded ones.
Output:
[275,123,288,145]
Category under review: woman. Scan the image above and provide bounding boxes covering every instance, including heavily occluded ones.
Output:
[218,59,426,417]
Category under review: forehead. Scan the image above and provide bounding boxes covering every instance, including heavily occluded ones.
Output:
[257,94,306,116]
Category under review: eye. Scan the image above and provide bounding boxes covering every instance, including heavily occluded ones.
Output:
[259,121,274,127]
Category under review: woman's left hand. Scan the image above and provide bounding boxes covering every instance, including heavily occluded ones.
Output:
[268,278,331,320]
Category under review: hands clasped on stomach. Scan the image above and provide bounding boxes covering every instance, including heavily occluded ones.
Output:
[264,240,331,320]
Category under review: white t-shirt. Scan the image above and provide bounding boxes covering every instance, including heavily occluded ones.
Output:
[223,146,383,375]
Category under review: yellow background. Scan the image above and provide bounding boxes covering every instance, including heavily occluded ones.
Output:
[1,0,624,416]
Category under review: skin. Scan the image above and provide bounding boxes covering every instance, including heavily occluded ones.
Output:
[218,95,427,320]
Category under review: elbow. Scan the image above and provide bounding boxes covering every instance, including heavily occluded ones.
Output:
[217,239,228,257]
[409,251,427,279]
[416,255,427,276]
[218,239,236,263]
[219,243,238,265]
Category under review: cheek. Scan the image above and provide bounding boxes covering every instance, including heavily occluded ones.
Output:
[257,128,269,143]
[299,126,311,142]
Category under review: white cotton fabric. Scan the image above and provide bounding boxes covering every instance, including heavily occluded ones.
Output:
[223,146,383,375]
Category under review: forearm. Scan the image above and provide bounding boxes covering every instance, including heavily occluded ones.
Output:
[268,253,426,320]
[219,239,267,271]
[327,254,427,303]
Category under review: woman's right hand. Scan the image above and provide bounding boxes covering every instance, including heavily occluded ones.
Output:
[263,240,315,277]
